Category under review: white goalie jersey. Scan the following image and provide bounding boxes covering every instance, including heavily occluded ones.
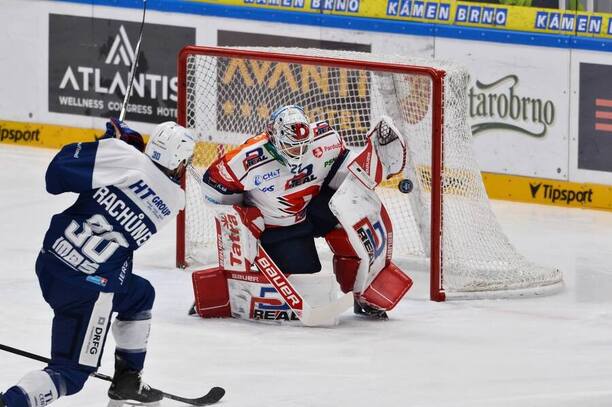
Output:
[200,121,351,227]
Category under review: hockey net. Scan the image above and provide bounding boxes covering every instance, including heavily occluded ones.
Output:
[176,46,562,301]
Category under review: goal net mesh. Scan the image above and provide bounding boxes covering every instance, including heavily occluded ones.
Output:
[180,47,562,298]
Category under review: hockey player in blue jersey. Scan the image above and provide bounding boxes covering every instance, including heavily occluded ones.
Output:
[0,119,196,407]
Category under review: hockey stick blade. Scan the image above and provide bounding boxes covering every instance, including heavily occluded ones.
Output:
[0,344,225,406]
[162,386,225,406]
[301,292,353,326]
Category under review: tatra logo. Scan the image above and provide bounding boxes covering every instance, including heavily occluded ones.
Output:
[469,75,555,138]
[105,26,136,66]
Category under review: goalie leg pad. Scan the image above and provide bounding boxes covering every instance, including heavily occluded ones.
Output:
[192,267,232,318]
[360,262,413,311]
[325,228,360,293]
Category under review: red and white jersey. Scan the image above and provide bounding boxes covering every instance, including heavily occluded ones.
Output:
[202,121,350,227]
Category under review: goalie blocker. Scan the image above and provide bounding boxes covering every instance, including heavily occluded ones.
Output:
[192,116,413,324]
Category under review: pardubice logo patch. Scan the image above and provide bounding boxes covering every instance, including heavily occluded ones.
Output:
[469,74,556,138]
[529,182,593,205]
[48,14,194,123]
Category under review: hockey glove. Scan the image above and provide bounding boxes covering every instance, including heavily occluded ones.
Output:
[232,205,265,239]
[104,117,145,152]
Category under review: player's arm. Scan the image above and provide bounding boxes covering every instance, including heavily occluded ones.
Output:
[323,132,353,191]
[201,156,245,205]
[46,120,145,195]
[45,141,100,195]
[201,153,265,240]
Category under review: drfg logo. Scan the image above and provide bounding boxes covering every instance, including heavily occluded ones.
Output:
[529,183,594,205]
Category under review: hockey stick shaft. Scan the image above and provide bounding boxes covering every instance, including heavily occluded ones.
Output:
[254,245,353,326]
[119,0,148,122]
[0,343,112,382]
[0,343,224,405]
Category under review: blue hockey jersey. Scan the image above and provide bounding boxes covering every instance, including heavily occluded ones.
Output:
[40,138,184,292]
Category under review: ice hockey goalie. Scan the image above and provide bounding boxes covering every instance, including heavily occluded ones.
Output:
[191,105,413,325]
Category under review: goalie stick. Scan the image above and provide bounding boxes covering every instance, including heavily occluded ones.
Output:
[254,244,354,327]
[0,344,225,406]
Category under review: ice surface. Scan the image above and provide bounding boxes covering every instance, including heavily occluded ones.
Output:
[1,144,611,406]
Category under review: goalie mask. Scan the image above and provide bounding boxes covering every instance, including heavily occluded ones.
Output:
[145,121,196,181]
[266,105,313,165]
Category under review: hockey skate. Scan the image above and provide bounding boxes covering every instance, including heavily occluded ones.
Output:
[107,356,163,407]
[354,299,389,320]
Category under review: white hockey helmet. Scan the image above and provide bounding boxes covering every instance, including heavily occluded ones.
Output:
[266,105,312,165]
[145,121,195,172]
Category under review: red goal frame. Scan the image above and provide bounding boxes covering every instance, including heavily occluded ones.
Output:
[175,45,447,301]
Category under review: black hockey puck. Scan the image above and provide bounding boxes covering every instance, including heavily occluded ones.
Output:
[398,179,413,194]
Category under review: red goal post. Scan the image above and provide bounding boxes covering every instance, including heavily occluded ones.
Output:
[175,45,562,302]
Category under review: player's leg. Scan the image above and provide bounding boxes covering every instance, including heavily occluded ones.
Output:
[108,274,162,404]
[2,256,111,407]
[259,221,321,274]
[308,185,341,238]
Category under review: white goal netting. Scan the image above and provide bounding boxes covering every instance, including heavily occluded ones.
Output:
[178,46,562,300]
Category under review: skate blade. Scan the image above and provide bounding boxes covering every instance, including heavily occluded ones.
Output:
[107,400,161,407]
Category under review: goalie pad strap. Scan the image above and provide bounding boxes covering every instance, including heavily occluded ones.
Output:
[326,228,360,293]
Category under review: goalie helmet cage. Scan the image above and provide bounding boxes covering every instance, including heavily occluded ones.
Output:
[175,45,562,302]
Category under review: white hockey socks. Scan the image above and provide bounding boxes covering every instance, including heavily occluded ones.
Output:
[16,370,61,406]
[112,317,151,355]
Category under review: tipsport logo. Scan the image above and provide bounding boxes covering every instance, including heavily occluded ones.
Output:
[529,182,593,205]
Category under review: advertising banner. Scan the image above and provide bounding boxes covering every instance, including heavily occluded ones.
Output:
[437,38,570,180]
[577,62,612,172]
[48,14,195,124]
[214,30,372,143]
[483,172,612,210]
[190,0,612,40]
[0,120,104,149]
